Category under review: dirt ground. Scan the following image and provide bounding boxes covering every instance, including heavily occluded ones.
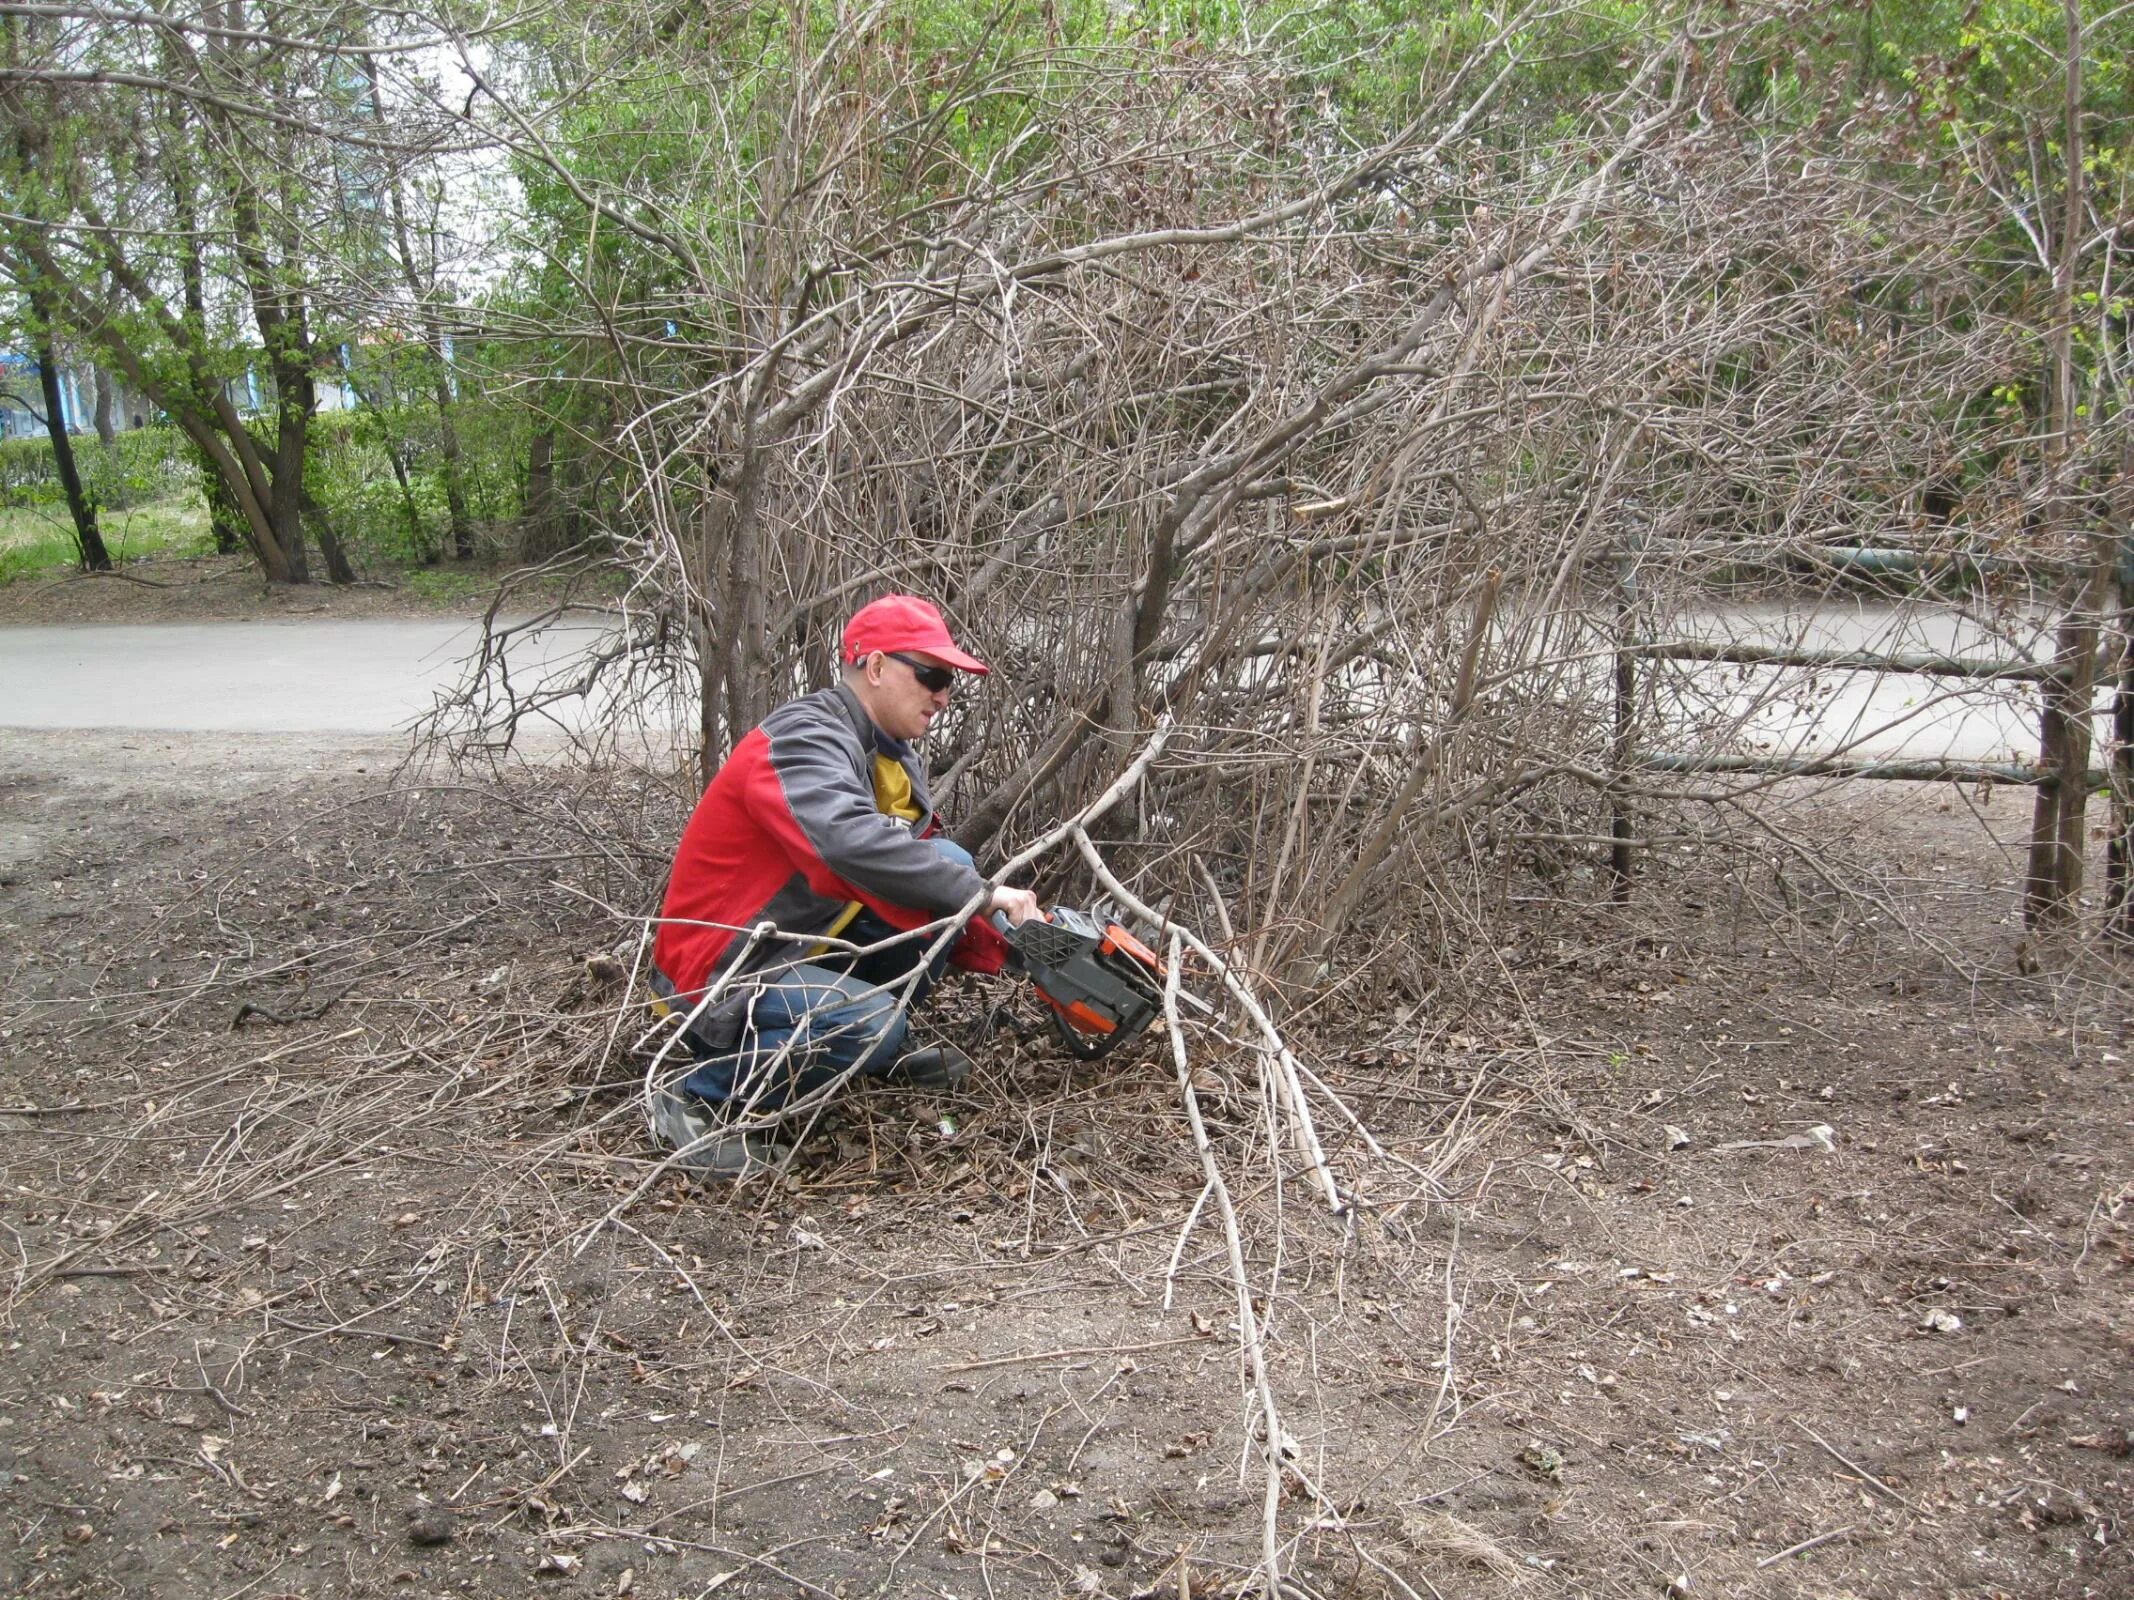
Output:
[1,710,2129,1599]
[0,554,503,627]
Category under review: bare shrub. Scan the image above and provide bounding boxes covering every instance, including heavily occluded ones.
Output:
[425,3,2112,983]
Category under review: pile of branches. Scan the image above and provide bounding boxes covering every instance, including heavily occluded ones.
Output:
[428,2,2065,978]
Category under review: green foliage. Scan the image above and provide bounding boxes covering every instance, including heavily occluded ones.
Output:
[306,388,528,566]
[17,0,2119,592]
[1294,0,1654,140]
[0,425,197,511]
[448,394,535,526]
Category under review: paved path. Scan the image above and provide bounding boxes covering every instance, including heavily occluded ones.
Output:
[0,618,596,734]
[0,608,2051,760]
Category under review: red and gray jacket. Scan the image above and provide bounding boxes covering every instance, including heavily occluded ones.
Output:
[652,684,1006,1039]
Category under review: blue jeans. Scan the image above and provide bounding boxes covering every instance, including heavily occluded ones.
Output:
[678,840,972,1112]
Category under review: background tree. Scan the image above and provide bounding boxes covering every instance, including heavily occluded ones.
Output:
[0,0,475,582]
[27,319,110,571]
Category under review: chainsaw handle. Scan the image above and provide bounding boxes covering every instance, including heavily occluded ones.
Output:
[989,909,1027,976]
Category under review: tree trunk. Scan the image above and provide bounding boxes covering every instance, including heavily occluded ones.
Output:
[267,492,312,583]
[719,470,772,742]
[694,482,731,788]
[2108,579,2134,936]
[91,365,114,446]
[218,85,315,586]
[260,362,313,585]
[385,441,432,560]
[2107,443,2134,937]
[200,452,246,554]
[7,39,105,574]
[2021,0,2091,929]
[1611,566,1637,901]
[261,323,315,586]
[35,341,110,572]
[2023,610,2100,929]
[364,59,474,564]
[301,492,355,584]
[522,428,558,560]
[435,376,473,562]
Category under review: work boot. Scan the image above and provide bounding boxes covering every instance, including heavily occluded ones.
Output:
[649,1089,790,1179]
[882,1044,972,1090]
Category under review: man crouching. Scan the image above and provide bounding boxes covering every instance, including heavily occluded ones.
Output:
[648,594,1041,1176]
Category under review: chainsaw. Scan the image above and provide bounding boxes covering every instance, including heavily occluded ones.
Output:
[996,906,1167,1059]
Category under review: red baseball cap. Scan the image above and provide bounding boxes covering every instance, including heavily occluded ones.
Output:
[842,594,990,676]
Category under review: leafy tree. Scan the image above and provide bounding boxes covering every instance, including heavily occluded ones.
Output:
[0,3,466,582]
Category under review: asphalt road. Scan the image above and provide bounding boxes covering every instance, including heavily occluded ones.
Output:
[0,608,2047,759]
[0,618,585,734]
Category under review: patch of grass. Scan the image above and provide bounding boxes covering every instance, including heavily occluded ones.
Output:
[401,566,487,606]
[0,495,214,583]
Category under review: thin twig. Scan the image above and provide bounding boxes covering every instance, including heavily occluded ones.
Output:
[1794,1421,1917,1511]
[1755,1524,1855,1568]
[1163,928,1286,1600]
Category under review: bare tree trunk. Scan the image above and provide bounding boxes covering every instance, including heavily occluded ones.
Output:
[522,429,558,560]
[264,385,313,585]
[2022,0,2092,929]
[2107,443,2134,937]
[190,436,245,554]
[34,338,110,572]
[719,485,771,741]
[2108,574,2134,935]
[301,491,355,584]
[213,21,317,585]
[693,481,732,788]
[1611,563,1637,900]
[165,120,259,564]
[435,382,473,562]
[91,365,114,446]
[366,59,473,562]
[6,34,107,574]
[2025,587,2107,928]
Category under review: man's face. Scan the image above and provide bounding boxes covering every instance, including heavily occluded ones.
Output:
[860,650,954,742]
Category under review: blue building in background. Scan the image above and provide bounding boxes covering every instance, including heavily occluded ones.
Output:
[0,351,154,439]
[0,350,85,438]
[1,341,377,440]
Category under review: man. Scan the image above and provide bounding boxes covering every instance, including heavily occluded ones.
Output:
[648,594,1041,1175]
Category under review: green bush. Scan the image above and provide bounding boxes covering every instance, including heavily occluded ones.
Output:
[309,391,529,564]
[0,425,198,510]
[307,409,432,562]
[450,397,530,525]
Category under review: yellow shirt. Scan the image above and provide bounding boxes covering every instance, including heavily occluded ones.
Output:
[811,751,926,948]
[872,752,923,823]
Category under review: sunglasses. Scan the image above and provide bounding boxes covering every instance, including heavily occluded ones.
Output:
[887,652,955,693]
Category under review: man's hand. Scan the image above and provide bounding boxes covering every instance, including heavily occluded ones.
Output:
[988,885,1042,926]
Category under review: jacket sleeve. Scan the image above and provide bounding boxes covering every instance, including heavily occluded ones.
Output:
[750,708,991,917]
[948,916,1010,975]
